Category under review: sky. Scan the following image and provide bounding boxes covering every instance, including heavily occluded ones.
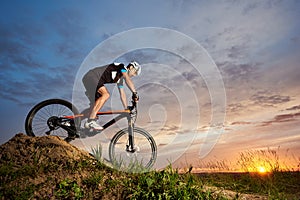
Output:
[1,0,300,171]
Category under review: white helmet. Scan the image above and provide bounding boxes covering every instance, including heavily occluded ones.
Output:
[129,61,141,75]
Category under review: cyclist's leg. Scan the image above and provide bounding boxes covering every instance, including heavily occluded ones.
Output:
[89,86,110,119]
[82,73,101,118]
[82,73,98,104]
[83,86,109,131]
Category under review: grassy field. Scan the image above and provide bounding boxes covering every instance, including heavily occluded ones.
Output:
[1,160,299,199]
[196,171,300,199]
[0,134,299,199]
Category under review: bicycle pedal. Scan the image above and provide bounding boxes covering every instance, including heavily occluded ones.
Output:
[92,129,102,134]
[82,128,101,136]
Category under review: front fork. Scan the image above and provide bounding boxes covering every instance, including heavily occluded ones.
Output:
[126,117,136,153]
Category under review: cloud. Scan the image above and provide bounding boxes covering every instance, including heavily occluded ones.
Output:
[182,0,299,65]
[227,103,246,113]
[286,105,300,111]
[0,28,78,105]
[0,69,75,106]
[45,8,89,60]
[230,121,252,125]
[260,112,300,127]
[0,23,44,71]
[160,125,179,135]
[250,91,291,107]
[218,61,260,81]
[0,6,93,106]
[240,0,284,15]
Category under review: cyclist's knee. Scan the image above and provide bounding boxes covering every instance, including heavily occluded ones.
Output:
[102,92,110,100]
[97,86,110,100]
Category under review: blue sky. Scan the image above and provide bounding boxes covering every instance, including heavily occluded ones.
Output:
[1,0,300,170]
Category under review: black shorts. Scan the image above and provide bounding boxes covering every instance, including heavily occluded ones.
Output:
[82,73,104,103]
[82,63,125,104]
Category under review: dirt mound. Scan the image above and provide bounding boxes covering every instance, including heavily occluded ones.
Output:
[0,133,92,167]
[0,133,102,199]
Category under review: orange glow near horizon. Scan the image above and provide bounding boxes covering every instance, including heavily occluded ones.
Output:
[177,147,300,173]
[257,166,267,174]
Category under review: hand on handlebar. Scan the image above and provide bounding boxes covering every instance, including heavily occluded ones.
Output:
[126,105,133,111]
[127,101,137,111]
[132,92,139,102]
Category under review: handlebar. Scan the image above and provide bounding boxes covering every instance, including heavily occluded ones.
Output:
[128,101,137,112]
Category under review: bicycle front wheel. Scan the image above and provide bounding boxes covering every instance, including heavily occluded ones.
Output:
[25,99,80,140]
[109,127,157,172]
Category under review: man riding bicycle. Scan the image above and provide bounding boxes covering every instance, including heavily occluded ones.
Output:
[82,61,141,131]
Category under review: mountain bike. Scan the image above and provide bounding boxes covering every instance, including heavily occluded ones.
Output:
[25,99,157,170]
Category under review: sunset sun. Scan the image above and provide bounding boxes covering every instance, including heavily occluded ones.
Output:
[257,166,267,174]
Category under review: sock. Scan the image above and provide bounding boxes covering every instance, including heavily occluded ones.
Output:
[87,118,95,123]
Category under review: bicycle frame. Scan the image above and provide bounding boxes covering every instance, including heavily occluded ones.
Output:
[59,105,137,151]
[25,99,157,169]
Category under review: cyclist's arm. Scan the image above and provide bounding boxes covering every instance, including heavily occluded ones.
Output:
[117,78,127,109]
[118,87,127,109]
[122,72,136,93]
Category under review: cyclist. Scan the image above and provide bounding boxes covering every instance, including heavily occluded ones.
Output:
[82,61,141,131]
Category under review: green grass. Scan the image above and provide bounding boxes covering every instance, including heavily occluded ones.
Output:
[90,143,102,161]
[1,145,299,199]
[122,166,205,199]
[198,171,300,199]
[54,179,84,199]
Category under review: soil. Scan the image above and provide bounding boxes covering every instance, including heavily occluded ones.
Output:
[0,133,92,165]
[0,133,100,199]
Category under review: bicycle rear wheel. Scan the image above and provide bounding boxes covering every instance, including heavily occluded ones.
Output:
[25,99,80,140]
[109,127,157,172]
